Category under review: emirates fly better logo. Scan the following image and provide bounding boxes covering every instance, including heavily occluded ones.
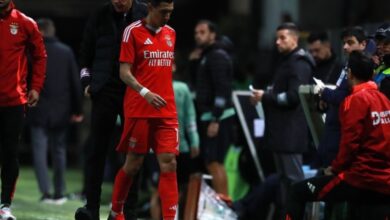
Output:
[143,50,174,67]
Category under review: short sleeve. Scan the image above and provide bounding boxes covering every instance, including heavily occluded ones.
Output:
[119,25,136,64]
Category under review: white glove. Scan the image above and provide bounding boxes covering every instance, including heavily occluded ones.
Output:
[313,84,324,95]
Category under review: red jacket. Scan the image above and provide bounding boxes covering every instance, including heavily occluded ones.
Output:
[0,2,46,106]
[331,81,390,195]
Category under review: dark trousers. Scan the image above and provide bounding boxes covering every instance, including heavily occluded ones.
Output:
[84,91,138,215]
[285,175,390,220]
[31,126,67,197]
[0,105,24,205]
[273,153,304,209]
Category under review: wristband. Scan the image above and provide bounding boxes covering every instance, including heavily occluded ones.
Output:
[139,87,150,97]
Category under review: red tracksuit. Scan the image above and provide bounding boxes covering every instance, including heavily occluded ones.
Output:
[0,2,46,106]
[332,81,390,195]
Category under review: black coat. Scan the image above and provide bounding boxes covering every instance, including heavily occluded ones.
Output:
[195,44,233,119]
[79,1,147,94]
[313,53,343,85]
[28,37,82,128]
[262,48,314,153]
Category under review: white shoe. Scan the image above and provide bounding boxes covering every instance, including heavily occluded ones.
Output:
[0,206,16,220]
[51,196,68,205]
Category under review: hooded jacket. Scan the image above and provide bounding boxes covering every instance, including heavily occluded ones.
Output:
[332,81,390,195]
[0,2,47,106]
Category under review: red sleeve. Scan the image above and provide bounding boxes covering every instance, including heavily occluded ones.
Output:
[119,26,136,64]
[331,95,367,173]
[27,19,47,93]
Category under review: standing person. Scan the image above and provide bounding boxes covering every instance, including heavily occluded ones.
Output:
[307,31,343,85]
[108,0,177,219]
[194,20,235,200]
[149,63,200,220]
[373,23,390,99]
[250,23,313,214]
[0,0,47,219]
[28,18,83,205]
[285,51,390,220]
[75,0,147,219]
[314,27,367,168]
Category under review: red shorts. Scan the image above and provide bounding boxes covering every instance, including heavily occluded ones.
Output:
[117,118,179,155]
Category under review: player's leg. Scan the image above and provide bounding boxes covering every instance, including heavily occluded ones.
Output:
[0,105,24,220]
[154,118,179,220]
[156,153,178,220]
[109,118,149,219]
[110,152,145,218]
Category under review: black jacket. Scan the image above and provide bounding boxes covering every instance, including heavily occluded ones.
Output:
[313,53,343,85]
[80,1,147,94]
[195,43,233,120]
[28,37,82,128]
[262,48,314,153]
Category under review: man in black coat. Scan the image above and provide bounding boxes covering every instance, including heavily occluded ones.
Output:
[28,18,83,204]
[251,23,313,214]
[194,20,235,200]
[75,0,147,220]
[307,31,343,85]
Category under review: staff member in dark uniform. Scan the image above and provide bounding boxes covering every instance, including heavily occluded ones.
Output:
[251,23,314,215]
[194,20,235,201]
[75,0,146,220]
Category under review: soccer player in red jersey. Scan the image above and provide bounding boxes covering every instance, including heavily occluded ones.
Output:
[108,0,178,219]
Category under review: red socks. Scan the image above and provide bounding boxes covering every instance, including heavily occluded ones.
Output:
[158,172,178,220]
[111,169,133,214]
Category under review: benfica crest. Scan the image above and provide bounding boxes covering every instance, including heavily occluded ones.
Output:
[165,35,173,47]
[9,23,19,35]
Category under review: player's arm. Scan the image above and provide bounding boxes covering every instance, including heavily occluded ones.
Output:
[119,63,166,109]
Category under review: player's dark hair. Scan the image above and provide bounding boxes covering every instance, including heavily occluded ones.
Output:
[277,22,299,36]
[341,26,367,43]
[307,31,329,44]
[36,18,55,37]
[348,51,374,81]
[197,19,218,34]
[149,0,173,7]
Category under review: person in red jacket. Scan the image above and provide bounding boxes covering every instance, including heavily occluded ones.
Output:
[0,0,46,219]
[284,51,390,220]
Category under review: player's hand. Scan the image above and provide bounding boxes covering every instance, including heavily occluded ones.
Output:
[27,89,39,107]
[324,166,334,176]
[144,91,167,109]
[84,85,91,98]
[189,48,202,60]
[372,54,381,66]
[207,121,219,138]
[250,89,264,105]
[313,84,324,95]
[190,147,200,158]
[318,100,328,111]
[71,114,84,123]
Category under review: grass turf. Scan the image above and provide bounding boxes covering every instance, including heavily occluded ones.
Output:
[10,167,112,220]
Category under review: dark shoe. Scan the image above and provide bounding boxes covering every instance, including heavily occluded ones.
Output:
[75,206,99,220]
[40,193,53,204]
[123,208,137,220]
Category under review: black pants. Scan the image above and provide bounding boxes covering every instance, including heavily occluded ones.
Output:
[285,175,390,220]
[0,105,24,205]
[84,90,138,215]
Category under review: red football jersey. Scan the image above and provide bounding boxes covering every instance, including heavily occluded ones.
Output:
[120,20,177,118]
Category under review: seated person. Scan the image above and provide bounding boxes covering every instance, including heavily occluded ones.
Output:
[284,51,390,220]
